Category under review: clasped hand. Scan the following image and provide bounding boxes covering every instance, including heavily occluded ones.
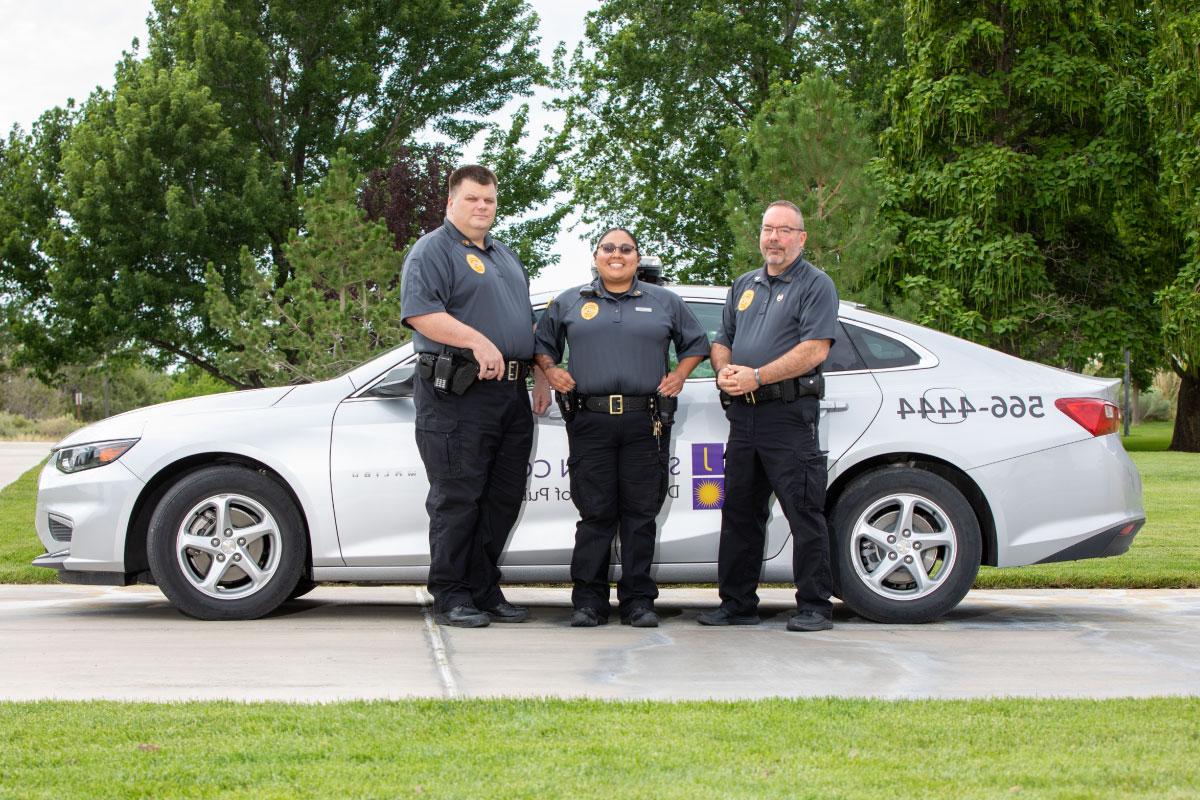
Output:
[716,365,759,396]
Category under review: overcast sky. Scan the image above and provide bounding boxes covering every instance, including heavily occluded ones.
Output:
[0,0,597,290]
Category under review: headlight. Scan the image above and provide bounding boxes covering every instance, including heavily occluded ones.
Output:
[54,439,139,474]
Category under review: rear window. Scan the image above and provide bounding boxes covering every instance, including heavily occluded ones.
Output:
[844,323,921,369]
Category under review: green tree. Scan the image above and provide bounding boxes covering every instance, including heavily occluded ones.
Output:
[724,74,892,297]
[1148,2,1200,451]
[565,0,903,283]
[205,154,405,387]
[482,100,573,276]
[874,0,1174,385]
[1,0,555,383]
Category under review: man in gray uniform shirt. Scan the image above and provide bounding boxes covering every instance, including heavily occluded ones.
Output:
[698,200,840,632]
[400,165,550,628]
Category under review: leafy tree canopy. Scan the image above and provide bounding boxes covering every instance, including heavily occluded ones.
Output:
[206,152,405,387]
[1148,1,1200,450]
[724,73,893,300]
[0,0,559,385]
[565,0,903,284]
[874,0,1175,385]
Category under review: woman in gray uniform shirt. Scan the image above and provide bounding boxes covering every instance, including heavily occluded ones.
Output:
[534,228,710,627]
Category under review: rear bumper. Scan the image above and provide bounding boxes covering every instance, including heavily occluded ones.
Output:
[971,434,1144,567]
[1035,517,1145,564]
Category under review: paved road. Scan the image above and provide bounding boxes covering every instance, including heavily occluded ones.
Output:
[1,585,1197,701]
[0,441,53,490]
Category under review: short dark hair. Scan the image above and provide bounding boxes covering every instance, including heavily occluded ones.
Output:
[448,165,497,194]
[593,226,640,253]
[764,200,805,229]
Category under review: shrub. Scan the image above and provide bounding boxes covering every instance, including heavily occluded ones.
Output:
[35,416,82,439]
[0,412,35,438]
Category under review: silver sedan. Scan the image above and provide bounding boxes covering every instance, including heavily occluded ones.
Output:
[33,287,1144,622]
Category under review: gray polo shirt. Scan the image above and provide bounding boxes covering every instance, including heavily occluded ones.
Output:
[714,255,839,371]
[535,278,710,396]
[400,218,536,360]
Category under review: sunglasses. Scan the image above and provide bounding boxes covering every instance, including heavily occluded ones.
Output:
[597,243,638,255]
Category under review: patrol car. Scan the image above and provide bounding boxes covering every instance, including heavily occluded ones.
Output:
[32,287,1144,623]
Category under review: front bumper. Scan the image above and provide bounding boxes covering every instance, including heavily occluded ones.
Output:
[33,458,145,574]
[32,550,136,585]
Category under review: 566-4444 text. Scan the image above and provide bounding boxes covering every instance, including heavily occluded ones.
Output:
[897,394,1046,421]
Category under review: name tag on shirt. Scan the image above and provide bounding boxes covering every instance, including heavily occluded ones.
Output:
[635,307,653,312]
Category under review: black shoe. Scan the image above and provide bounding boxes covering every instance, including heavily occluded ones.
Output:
[484,601,530,623]
[786,610,833,632]
[436,605,490,628]
[696,607,760,626]
[622,607,660,628]
[570,607,606,627]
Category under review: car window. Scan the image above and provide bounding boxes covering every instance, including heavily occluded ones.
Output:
[844,323,921,369]
[676,301,724,379]
[826,323,867,372]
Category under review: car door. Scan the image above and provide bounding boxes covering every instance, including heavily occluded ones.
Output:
[328,356,435,566]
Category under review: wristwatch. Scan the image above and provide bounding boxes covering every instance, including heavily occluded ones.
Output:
[753,368,762,387]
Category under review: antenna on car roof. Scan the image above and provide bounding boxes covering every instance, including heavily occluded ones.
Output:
[637,255,667,285]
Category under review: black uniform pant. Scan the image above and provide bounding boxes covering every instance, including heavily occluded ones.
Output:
[566,408,670,619]
[414,373,533,613]
[718,395,832,618]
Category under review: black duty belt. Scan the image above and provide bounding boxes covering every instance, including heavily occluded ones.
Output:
[579,394,655,414]
[494,360,532,382]
[416,353,530,382]
[720,374,822,406]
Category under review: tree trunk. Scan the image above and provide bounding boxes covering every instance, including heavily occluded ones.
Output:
[1169,371,1200,452]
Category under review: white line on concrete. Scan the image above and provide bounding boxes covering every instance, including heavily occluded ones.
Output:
[416,587,460,699]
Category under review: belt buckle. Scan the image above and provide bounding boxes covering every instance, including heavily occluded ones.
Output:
[746,390,757,405]
[506,361,519,381]
[608,395,623,415]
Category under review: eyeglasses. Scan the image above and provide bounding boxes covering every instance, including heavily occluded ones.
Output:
[760,225,804,236]
[597,243,638,255]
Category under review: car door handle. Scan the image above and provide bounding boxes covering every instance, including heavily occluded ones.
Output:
[820,401,849,412]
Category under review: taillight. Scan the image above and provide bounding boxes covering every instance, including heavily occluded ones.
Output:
[1055,398,1121,436]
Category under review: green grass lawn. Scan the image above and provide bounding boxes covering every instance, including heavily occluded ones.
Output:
[1121,420,1174,452]
[2,425,1197,587]
[0,698,1196,799]
[0,460,46,583]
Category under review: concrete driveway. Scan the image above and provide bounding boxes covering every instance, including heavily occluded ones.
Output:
[1,585,1197,701]
[0,441,52,490]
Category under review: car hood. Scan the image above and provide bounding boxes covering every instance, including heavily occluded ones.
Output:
[54,386,296,448]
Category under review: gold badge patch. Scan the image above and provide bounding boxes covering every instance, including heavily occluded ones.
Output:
[466,254,486,274]
[736,289,755,311]
[580,301,600,320]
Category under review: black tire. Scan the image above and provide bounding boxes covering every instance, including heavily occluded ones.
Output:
[146,465,306,620]
[830,467,981,623]
[287,577,319,600]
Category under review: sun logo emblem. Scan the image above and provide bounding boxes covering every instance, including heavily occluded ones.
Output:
[692,479,724,510]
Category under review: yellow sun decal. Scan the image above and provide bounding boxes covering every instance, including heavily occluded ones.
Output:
[693,479,724,509]
[736,289,755,311]
[466,254,486,274]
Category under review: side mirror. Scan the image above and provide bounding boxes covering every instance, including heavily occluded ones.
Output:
[365,364,415,398]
